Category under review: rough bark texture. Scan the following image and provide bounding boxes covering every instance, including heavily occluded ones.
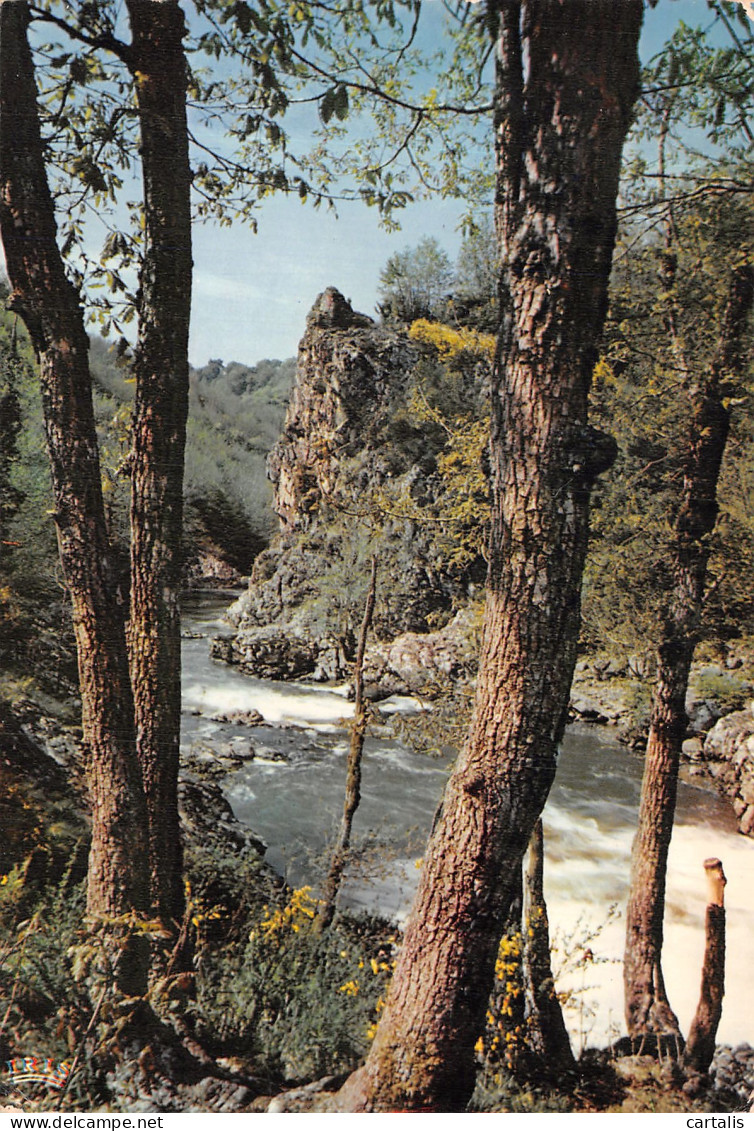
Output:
[0,0,148,993]
[125,0,192,932]
[624,264,754,1042]
[522,820,575,1074]
[337,0,642,1111]
[316,557,377,932]
[683,859,726,1076]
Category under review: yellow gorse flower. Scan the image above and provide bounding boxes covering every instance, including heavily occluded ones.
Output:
[257,886,321,940]
[409,319,496,360]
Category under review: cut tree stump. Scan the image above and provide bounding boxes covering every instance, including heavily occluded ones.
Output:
[682,858,726,1075]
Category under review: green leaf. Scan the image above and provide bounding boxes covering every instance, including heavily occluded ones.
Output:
[319,87,336,125]
[333,85,349,122]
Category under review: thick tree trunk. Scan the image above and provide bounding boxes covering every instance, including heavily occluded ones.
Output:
[624,264,754,1043]
[337,0,642,1111]
[125,0,193,933]
[316,557,377,933]
[0,0,148,994]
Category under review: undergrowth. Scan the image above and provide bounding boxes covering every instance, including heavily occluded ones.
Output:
[0,836,397,1109]
[1,839,745,1113]
[192,884,395,1087]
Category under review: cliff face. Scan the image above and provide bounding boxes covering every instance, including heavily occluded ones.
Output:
[219,288,485,683]
[267,287,419,534]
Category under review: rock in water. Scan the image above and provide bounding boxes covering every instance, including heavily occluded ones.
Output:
[223,288,487,686]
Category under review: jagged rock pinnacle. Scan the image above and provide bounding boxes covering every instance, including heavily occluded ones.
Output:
[305,287,374,331]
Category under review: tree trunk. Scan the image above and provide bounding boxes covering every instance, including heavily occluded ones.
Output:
[336,0,642,1111]
[624,263,754,1043]
[125,0,193,934]
[0,0,149,994]
[682,858,726,1076]
[522,820,575,1075]
[316,557,377,933]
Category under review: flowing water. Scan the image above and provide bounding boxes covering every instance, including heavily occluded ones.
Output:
[181,592,754,1053]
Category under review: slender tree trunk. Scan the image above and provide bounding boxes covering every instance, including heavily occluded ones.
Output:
[522,820,575,1074]
[316,557,377,933]
[125,0,193,933]
[0,0,148,994]
[337,0,642,1111]
[624,263,754,1042]
[682,858,726,1076]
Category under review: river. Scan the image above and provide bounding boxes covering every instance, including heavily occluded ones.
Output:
[181,592,754,1054]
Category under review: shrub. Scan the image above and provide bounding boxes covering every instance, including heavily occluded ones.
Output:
[193,887,394,1085]
[693,672,751,716]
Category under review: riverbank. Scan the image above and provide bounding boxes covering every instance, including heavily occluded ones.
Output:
[212,581,754,840]
[3,590,754,1104]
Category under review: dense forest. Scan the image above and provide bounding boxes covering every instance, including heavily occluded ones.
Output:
[0,282,294,690]
[1,0,754,1116]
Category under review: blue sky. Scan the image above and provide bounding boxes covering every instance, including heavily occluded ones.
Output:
[1,0,738,367]
[190,189,466,365]
[188,0,724,367]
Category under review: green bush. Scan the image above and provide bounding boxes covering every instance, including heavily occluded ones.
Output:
[0,865,111,1110]
[193,886,394,1085]
[693,672,751,715]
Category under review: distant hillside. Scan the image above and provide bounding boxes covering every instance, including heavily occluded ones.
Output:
[186,355,296,577]
[88,340,296,578]
[1,292,295,598]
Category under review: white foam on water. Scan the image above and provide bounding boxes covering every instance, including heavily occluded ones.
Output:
[182,677,355,727]
[544,815,754,1052]
[182,605,754,1051]
[336,802,754,1052]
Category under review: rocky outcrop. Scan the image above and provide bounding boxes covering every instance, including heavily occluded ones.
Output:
[362,607,480,699]
[268,287,395,534]
[568,658,752,747]
[266,286,421,537]
[702,706,754,837]
[184,546,247,589]
[211,626,325,681]
[211,607,481,700]
[225,288,486,680]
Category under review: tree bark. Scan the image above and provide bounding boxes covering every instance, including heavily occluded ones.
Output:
[337,0,642,1111]
[0,0,148,994]
[316,557,377,933]
[624,264,754,1043]
[124,0,193,934]
[522,820,575,1075]
[682,858,726,1076]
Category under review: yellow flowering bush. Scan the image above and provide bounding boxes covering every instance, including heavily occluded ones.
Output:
[257,886,320,939]
[409,319,496,360]
[195,885,397,1083]
[475,932,525,1069]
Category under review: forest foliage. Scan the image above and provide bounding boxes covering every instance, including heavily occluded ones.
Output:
[0,282,294,693]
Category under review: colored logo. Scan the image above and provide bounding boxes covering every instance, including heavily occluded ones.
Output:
[5,1057,72,1090]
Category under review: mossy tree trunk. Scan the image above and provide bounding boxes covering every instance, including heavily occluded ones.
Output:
[0,0,196,980]
[125,0,193,942]
[522,820,575,1075]
[336,0,642,1111]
